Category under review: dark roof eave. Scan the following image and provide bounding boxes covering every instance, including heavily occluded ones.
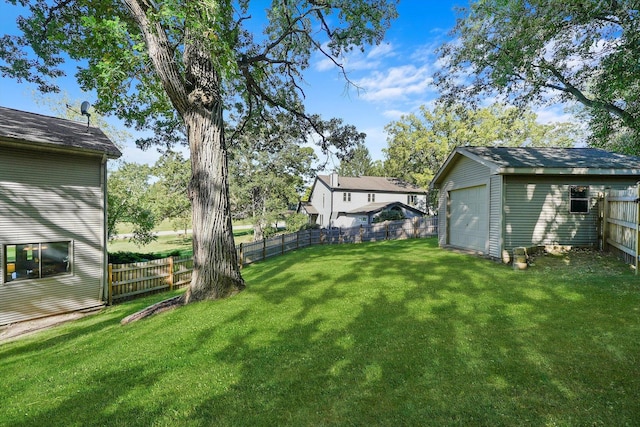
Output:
[496,167,640,175]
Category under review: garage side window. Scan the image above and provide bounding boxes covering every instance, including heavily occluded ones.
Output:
[4,242,72,283]
[569,185,589,213]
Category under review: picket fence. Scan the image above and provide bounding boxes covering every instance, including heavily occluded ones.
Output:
[108,217,438,303]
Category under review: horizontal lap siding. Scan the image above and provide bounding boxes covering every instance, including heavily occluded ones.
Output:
[0,147,104,325]
[503,176,637,251]
[489,175,503,259]
[437,156,490,249]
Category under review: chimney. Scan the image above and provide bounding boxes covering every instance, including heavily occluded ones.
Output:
[330,172,339,187]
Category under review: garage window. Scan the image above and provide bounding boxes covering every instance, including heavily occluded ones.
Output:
[570,185,589,213]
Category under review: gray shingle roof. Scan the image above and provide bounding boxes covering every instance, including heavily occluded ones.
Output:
[463,146,640,169]
[318,175,426,193]
[0,106,122,158]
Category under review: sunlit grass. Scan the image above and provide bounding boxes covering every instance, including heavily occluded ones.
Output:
[1,239,639,426]
[108,228,254,256]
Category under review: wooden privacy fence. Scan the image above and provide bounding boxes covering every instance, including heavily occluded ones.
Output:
[108,256,193,304]
[108,217,438,303]
[601,183,640,273]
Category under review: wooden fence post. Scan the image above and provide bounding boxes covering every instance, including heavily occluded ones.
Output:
[281,234,285,255]
[385,222,390,240]
[239,243,244,269]
[603,188,610,252]
[262,237,266,262]
[168,256,174,291]
[359,225,364,243]
[107,263,113,306]
[634,182,640,276]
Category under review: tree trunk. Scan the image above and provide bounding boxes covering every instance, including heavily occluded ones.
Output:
[183,103,245,302]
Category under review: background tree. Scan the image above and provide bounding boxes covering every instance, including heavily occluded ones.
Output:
[107,162,156,245]
[383,102,579,188]
[229,115,318,241]
[150,151,192,235]
[1,1,398,303]
[435,0,640,153]
[337,142,379,177]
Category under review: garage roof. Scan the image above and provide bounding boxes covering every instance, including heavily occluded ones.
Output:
[431,146,640,187]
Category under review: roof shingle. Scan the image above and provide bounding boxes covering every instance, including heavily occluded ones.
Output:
[318,175,426,193]
[0,106,122,158]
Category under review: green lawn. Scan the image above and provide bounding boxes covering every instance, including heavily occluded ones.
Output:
[108,228,254,256]
[2,239,640,426]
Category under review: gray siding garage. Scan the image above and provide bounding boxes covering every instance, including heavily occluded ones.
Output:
[431,147,640,262]
[0,107,121,325]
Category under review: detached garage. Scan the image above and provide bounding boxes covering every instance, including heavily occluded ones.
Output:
[430,146,640,262]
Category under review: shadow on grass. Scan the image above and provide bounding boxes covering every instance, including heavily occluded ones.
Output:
[2,239,639,426]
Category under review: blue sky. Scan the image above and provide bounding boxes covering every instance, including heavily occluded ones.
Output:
[0,1,466,166]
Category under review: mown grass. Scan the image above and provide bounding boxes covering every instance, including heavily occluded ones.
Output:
[108,228,254,257]
[1,239,639,426]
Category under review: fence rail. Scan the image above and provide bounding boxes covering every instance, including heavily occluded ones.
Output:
[601,184,640,272]
[108,217,438,303]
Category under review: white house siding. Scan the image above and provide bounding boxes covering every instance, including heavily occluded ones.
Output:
[502,175,637,252]
[0,147,105,325]
[310,180,332,228]
[437,156,491,251]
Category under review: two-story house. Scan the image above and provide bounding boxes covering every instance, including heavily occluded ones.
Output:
[299,173,428,228]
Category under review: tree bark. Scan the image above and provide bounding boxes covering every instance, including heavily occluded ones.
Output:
[183,103,245,302]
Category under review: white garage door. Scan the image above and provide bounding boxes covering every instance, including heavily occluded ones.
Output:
[449,185,488,252]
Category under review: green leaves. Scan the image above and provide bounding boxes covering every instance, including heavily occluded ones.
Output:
[383,103,580,188]
[436,0,640,153]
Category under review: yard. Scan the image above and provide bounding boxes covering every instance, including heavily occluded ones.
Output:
[1,238,639,426]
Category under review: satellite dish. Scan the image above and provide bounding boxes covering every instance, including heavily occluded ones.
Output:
[80,101,91,129]
[80,101,91,116]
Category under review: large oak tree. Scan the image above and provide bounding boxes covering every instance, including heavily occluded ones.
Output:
[436,0,640,154]
[1,0,398,303]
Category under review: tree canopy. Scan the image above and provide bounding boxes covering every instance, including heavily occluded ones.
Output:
[383,103,579,188]
[228,114,319,241]
[435,0,640,154]
[1,0,399,304]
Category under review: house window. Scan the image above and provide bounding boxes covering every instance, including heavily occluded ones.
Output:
[368,193,375,202]
[407,195,417,206]
[4,241,71,283]
[343,192,351,202]
[570,185,589,213]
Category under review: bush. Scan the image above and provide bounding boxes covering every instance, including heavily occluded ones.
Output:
[108,251,166,264]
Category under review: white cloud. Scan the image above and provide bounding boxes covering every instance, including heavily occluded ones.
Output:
[382,109,408,119]
[355,64,435,102]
